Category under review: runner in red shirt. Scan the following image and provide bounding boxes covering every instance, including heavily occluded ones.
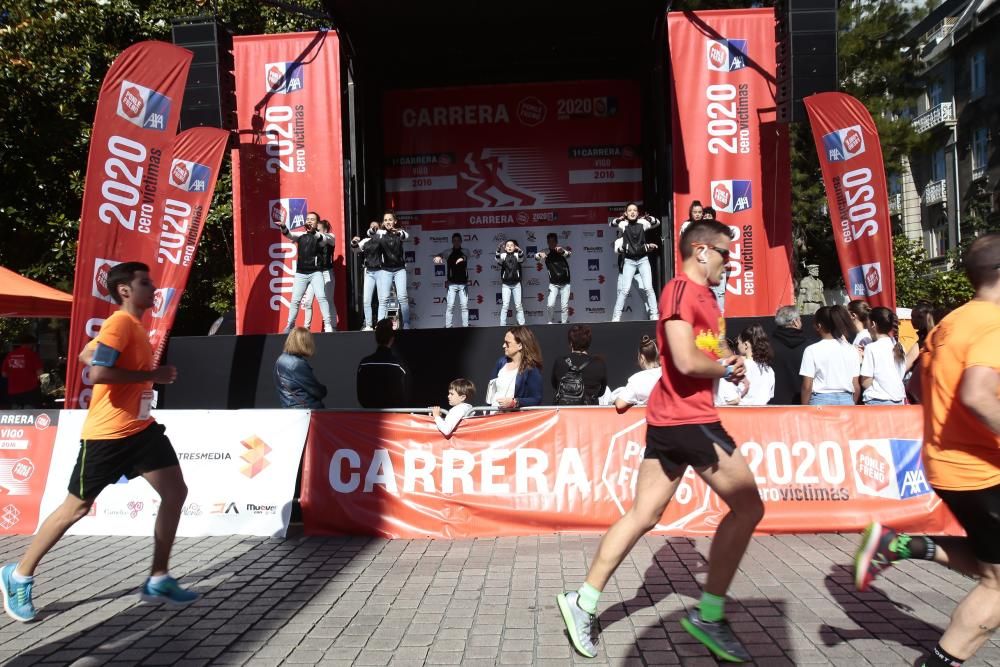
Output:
[1,336,44,408]
[557,219,763,662]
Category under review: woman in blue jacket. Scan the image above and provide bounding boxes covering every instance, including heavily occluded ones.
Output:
[274,328,327,408]
[489,326,543,410]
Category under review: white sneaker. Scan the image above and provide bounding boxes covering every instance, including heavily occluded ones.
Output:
[361,326,373,332]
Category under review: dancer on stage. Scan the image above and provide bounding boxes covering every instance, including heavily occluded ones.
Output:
[855,233,1000,667]
[351,221,383,331]
[371,212,411,329]
[2,262,198,622]
[558,220,762,662]
[535,232,572,324]
[433,232,470,328]
[611,203,660,322]
[496,239,525,326]
[281,211,335,333]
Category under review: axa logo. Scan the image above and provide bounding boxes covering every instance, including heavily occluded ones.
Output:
[152,287,176,319]
[240,435,272,478]
[469,308,480,321]
[268,198,308,230]
[822,125,866,162]
[710,180,752,213]
[706,38,748,72]
[92,258,122,304]
[849,438,930,500]
[265,62,304,94]
[847,262,883,297]
[169,159,211,192]
[589,289,601,302]
[117,80,171,130]
[434,265,446,277]
[588,259,600,271]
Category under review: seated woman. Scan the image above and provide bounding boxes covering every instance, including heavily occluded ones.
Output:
[489,326,543,411]
[273,327,327,409]
[611,335,661,411]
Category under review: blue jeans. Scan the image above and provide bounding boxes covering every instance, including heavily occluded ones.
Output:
[446,284,468,328]
[302,270,336,329]
[547,283,570,324]
[864,398,903,406]
[613,257,658,321]
[501,283,524,325]
[286,271,331,331]
[362,270,377,328]
[809,392,855,406]
[376,268,410,328]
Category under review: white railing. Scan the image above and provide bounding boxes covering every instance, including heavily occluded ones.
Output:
[920,17,956,46]
[972,166,987,181]
[889,193,902,214]
[913,102,955,133]
[924,179,947,205]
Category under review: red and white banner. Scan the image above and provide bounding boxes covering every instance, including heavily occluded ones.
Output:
[0,411,60,535]
[147,127,230,363]
[65,41,192,408]
[232,31,345,334]
[805,93,897,309]
[302,407,961,539]
[668,10,793,317]
[383,82,647,326]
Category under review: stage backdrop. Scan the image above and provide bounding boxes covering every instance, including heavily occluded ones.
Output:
[302,407,960,539]
[232,31,346,334]
[668,10,793,317]
[382,81,650,327]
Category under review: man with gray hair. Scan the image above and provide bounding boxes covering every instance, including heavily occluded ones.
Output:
[770,305,808,404]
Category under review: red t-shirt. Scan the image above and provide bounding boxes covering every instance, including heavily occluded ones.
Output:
[2,346,43,395]
[646,275,726,426]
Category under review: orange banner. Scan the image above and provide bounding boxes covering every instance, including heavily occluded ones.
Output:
[0,411,59,535]
[301,407,960,539]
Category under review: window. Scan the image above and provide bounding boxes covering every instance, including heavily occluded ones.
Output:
[929,81,944,107]
[971,50,986,99]
[932,148,947,182]
[888,173,901,195]
[929,217,949,258]
[972,127,989,179]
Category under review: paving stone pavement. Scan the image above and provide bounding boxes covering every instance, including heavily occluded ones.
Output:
[0,532,998,666]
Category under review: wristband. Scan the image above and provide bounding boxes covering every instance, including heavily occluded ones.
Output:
[719,359,733,379]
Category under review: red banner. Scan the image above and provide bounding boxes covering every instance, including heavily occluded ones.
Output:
[0,411,60,535]
[301,407,960,539]
[146,127,230,363]
[232,32,345,334]
[65,41,192,408]
[805,93,897,308]
[668,10,792,317]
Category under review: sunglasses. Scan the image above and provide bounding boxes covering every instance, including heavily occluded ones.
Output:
[700,244,731,260]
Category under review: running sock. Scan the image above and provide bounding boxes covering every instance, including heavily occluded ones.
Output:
[923,643,964,667]
[11,566,32,583]
[891,534,937,560]
[148,574,171,586]
[698,591,726,623]
[576,583,601,615]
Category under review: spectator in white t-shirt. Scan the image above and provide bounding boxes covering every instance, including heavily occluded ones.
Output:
[860,307,906,405]
[800,305,861,405]
[431,378,476,437]
[848,300,873,349]
[611,335,661,410]
[715,337,748,406]
[736,324,775,406]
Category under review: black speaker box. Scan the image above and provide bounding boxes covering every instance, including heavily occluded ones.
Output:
[776,0,838,123]
[171,19,236,131]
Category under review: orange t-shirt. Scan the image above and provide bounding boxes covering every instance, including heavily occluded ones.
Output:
[921,300,1000,491]
[81,310,155,441]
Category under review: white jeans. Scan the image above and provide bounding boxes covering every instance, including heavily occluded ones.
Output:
[613,257,658,322]
[547,283,570,324]
[286,271,331,331]
[362,270,377,328]
[446,284,469,328]
[501,283,525,325]
[302,270,336,329]
[376,268,410,328]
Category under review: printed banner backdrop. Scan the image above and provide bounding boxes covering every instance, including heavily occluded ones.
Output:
[302,407,961,539]
[804,93,897,309]
[146,127,230,363]
[65,41,193,408]
[38,410,309,537]
[0,411,59,535]
[383,82,649,327]
[232,31,345,334]
[668,10,793,317]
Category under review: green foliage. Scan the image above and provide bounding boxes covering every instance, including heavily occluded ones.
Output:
[892,235,972,309]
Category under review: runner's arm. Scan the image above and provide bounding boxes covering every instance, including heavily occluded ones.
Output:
[87,343,175,385]
[663,320,732,379]
[959,366,1000,434]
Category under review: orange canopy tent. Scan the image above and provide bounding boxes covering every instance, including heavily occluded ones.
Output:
[0,266,72,318]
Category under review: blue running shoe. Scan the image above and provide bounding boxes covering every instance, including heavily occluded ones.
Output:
[139,576,199,606]
[0,564,36,622]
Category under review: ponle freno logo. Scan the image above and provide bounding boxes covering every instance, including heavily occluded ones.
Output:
[116,80,171,131]
[847,262,883,297]
[517,96,547,127]
[34,413,51,431]
[710,180,753,213]
[706,38,748,72]
[92,258,122,304]
[822,125,867,162]
[265,62,304,94]
[152,288,176,319]
[268,198,308,230]
[849,438,930,500]
[169,159,211,192]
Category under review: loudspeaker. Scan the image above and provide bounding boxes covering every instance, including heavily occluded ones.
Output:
[171,18,236,131]
[776,0,838,123]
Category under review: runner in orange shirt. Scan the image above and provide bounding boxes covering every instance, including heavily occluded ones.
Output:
[0,262,197,622]
[855,233,1000,667]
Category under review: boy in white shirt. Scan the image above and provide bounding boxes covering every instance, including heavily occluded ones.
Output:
[431,378,476,437]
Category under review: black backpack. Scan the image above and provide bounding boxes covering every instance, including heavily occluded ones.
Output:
[555,356,592,405]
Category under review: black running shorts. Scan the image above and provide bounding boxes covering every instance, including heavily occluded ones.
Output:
[644,422,738,477]
[68,422,179,500]
[934,483,1000,564]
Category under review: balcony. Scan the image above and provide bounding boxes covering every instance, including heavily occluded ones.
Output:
[889,193,902,215]
[913,102,956,133]
[919,18,957,46]
[973,166,987,181]
[924,179,947,206]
